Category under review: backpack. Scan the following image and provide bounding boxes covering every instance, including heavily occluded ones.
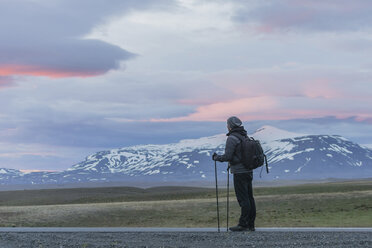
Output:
[231,133,269,176]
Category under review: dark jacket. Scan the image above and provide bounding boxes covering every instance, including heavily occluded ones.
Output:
[216,126,251,174]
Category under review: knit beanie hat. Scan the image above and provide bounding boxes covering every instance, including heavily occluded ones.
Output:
[227,116,242,129]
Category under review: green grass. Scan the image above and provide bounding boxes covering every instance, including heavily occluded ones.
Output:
[0,180,371,227]
[256,193,372,227]
[254,180,372,196]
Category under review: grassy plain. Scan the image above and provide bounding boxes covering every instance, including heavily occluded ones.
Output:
[0,180,371,227]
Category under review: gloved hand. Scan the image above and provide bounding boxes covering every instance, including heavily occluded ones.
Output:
[212,152,218,161]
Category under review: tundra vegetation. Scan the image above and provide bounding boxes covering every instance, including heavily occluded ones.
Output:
[0,180,371,227]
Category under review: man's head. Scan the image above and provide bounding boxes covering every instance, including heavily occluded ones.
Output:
[227,116,242,131]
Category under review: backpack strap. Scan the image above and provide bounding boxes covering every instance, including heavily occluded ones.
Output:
[230,132,250,141]
[230,133,246,166]
[229,134,241,143]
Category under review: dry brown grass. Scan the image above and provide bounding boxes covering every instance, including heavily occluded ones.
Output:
[0,186,371,227]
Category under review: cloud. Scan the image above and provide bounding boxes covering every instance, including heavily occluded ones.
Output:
[233,0,372,33]
[0,0,172,78]
[0,39,134,78]
[147,65,372,122]
[150,95,372,123]
[330,38,372,53]
[0,76,13,88]
[0,141,103,171]
[2,0,372,172]
[151,96,278,122]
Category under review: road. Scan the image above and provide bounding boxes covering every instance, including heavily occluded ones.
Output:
[0,228,370,247]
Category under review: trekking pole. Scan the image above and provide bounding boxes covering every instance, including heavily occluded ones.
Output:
[214,160,220,232]
[226,166,230,232]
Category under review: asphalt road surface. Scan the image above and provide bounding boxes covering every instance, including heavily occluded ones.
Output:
[0,228,370,248]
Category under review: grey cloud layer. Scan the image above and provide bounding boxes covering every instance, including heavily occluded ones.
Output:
[0,76,13,87]
[0,0,173,77]
[233,0,372,32]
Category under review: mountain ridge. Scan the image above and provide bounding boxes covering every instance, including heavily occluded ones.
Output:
[1,126,371,185]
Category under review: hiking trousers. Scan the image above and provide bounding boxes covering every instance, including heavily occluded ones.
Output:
[233,172,256,228]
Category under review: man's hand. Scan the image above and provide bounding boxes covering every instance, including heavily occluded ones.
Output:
[212,152,218,161]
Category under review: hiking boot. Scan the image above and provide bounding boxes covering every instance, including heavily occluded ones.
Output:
[248,227,255,232]
[229,225,249,232]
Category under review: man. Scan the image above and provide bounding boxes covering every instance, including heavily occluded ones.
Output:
[212,116,256,232]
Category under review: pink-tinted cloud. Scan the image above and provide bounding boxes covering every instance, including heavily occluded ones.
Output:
[0,1,144,79]
[149,65,372,123]
[151,97,278,122]
[300,79,342,99]
[0,64,105,79]
[0,38,134,79]
[208,69,346,100]
[151,95,372,123]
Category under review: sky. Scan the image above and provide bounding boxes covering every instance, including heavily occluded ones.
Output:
[1,0,372,171]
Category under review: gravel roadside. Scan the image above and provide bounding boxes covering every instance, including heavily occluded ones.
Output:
[0,231,371,248]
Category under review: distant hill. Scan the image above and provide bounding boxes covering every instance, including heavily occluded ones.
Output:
[1,126,372,185]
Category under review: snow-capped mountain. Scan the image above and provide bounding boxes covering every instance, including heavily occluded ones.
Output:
[262,134,372,179]
[0,168,23,180]
[252,125,307,141]
[1,126,371,185]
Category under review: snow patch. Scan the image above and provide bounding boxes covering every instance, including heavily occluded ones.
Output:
[295,158,311,173]
[252,125,307,142]
[329,144,353,154]
[362,144,372,150]
[145,169,160,175]
[186,164,194,169]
